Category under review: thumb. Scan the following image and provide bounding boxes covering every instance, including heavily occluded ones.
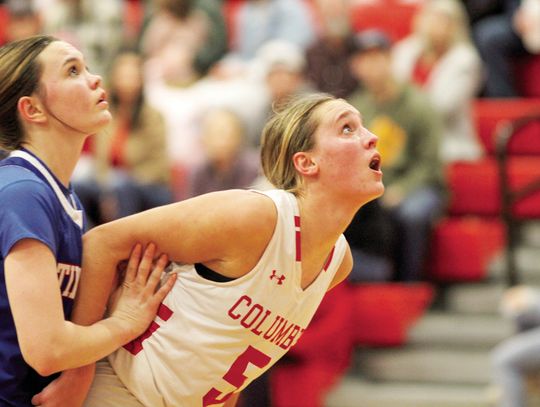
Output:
[31,391,44,406]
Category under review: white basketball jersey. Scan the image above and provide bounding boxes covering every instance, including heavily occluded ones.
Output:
[109,189,348,407]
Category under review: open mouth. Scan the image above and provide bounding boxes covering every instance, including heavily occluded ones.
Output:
[97,91,107,104]
[369,155,381,171]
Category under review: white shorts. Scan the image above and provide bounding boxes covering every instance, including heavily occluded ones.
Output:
[84,359,144,407]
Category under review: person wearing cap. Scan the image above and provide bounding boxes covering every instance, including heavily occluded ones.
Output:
[346,29,446,281]
[392,0,483,162]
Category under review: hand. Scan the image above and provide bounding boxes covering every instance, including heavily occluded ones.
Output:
[31,364,95,407]
[108,243,176,341]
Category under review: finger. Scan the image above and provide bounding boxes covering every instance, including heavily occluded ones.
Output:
[124,243,142,284]
[31,392,43,406]
[153,271,177,304]
[144,254,169,294]
[135,242,156,285]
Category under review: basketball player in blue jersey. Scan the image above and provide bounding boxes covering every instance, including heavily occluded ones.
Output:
[48,93,385,407]
[0,35,175,407]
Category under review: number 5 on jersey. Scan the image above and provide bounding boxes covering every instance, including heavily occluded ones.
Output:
[203,345,271,406]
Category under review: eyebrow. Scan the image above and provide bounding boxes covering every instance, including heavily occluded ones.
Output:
[61,56,82,67]
[334,110,361,125]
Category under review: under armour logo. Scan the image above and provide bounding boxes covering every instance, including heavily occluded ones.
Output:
[270,270,285,285]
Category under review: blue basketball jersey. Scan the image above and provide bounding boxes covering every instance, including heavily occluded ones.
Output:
[0,149,86,406]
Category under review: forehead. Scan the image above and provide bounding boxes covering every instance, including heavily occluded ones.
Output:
[38,41,84,75]
[316,99,361,125]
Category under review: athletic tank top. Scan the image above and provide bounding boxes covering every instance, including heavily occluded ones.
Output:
[109,189,348,407]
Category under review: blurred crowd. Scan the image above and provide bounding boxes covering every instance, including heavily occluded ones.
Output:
[0,0,539,284]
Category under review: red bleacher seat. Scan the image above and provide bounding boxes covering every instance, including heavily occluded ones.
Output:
[515,55,540,98]
[430,217,505,281]
[473,98,540,155]
[351,283,434,346]
[350,0,421,41]
[0,5,9,46]
[430,98,540,282]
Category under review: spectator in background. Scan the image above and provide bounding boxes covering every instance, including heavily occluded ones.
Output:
[232,0,316,60]
[4,0,42,43]
[348,30,445,281]
[259,40,313,110]
[492,285,540,407]
[74,50,172,226]
[189,108,259,197]
[139,0,227,76]
[40,0,123,76]
[472,0,540,97]
[305,0,357,98]
[392,0,484,163]
[142,21,207,194]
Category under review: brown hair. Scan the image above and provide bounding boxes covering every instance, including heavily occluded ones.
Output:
[260,93,335,195]
[0,35,57,151]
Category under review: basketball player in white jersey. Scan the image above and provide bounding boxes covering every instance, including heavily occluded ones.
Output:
[49,93,384,406]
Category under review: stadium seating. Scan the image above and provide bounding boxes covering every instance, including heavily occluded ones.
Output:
[429,99,540,282]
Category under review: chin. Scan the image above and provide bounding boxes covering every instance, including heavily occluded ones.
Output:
[92,113,113,132]
[364,184,385,203]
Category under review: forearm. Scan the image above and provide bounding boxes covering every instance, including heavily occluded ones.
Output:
[28,316,134,376]
[73,225,140,326]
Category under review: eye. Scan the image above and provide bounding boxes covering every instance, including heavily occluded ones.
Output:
[342,124,354,135]
[69,65,79,76]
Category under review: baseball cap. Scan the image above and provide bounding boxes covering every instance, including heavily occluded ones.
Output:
[350,29,392,54]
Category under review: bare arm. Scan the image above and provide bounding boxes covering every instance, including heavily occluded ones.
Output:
[74,190,276,328]
[5,240,173,376]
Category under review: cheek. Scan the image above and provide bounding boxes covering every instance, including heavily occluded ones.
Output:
[319,142,363,178]
[46,83,86,113]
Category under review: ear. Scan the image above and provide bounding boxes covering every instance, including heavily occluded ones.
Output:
[17,96,47,125]
[292,151,319,177]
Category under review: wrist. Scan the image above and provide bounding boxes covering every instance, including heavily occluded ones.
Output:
[104,315,139,346]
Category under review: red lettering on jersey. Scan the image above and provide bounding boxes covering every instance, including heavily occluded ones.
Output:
[203,345,271,406]
[278,324,301,350]
[228,295,251,320]
[251,310,271,335]
[263,316,284,340]
[270,320,293,345]
[123,303,173,355]
[241,303,264,328]
[226,295,308,350]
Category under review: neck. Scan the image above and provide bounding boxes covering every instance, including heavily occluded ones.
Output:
[22,129,86,187]
[296,189,363,252]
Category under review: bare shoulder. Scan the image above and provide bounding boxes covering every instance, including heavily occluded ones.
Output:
[192,189,278,273]
[202,189,277,239]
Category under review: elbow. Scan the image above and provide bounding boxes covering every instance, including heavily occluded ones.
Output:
[22,347,64,377]
[19,330,72,376]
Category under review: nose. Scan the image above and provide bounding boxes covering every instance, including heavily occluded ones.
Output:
[363,128,378,149]
[89,72,102,89]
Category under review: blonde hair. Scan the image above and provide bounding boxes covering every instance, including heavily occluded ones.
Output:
[260,93,335,195]
[414,0,471,45]
[0,35,57,150]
